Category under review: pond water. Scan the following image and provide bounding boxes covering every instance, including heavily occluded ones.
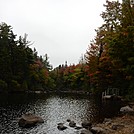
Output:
[0,93,121,134]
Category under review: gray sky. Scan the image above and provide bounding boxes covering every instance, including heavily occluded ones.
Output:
[0,0,107,68]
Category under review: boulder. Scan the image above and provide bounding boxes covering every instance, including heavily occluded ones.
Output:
[57,123,67,130]
[18,113,44,128]
[120,106,134,114]
[81,121,92,129]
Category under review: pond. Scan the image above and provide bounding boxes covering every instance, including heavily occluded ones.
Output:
[0,93,121,134]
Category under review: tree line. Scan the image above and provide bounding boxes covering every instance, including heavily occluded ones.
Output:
[0,0,134,100]
[0,23,54,92]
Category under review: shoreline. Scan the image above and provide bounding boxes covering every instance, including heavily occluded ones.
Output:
[94,102,134,134]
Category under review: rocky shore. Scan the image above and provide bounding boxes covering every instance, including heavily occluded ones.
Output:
[56,102,134,134]
[95,102,134,134]
[18,101,134,134]
[96,114,134,134]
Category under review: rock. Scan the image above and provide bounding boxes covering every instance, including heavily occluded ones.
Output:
[111,124,118,130]
[131,129,134,133]
[69,120,76,127]
[111,124,124,130]
[81,129,93,134]
[75,126,83,130]
[103,118,112,125]
[81,121,92,129]
[67,119,71,122]
[57,123,64,125]
[18,113,44,128]
[57,123,67,130]
[103,118,112,123]
[120,105,134,114]
[91,127,106,134]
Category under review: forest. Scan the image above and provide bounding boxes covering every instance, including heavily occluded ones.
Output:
[0,0,134,100]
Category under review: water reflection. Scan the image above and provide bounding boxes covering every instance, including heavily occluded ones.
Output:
[0,93,119,134]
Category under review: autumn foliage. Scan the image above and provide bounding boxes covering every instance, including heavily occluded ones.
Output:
[85,0,134,98]
[0,0,134,99]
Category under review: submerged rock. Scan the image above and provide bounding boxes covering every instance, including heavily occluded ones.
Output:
[67,119,71,122]
[18,113,44,128]
[57,123,67,130]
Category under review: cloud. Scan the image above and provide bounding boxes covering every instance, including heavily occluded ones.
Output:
[0,0,106,67]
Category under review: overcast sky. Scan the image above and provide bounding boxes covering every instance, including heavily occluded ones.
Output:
[0,0,108,68]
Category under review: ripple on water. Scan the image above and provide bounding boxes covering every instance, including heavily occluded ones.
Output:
[0,93,120,134]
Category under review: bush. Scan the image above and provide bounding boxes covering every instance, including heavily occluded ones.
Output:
[10,80,20,91]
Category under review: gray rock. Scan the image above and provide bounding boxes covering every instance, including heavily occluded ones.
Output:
[91,127,106,134]
[103,118,112,125]
[82,121,92,129]
[75,126,83,130]
[67,119,71,122]
[57,123,67,131]
[120,105,134,114]
[69,120,76,127]
[57,123,64,125]
[18,113,44,128]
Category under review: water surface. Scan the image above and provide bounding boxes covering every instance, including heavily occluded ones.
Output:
[0,93,120,134]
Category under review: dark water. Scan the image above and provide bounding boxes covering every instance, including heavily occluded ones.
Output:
[0,93,121,134]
